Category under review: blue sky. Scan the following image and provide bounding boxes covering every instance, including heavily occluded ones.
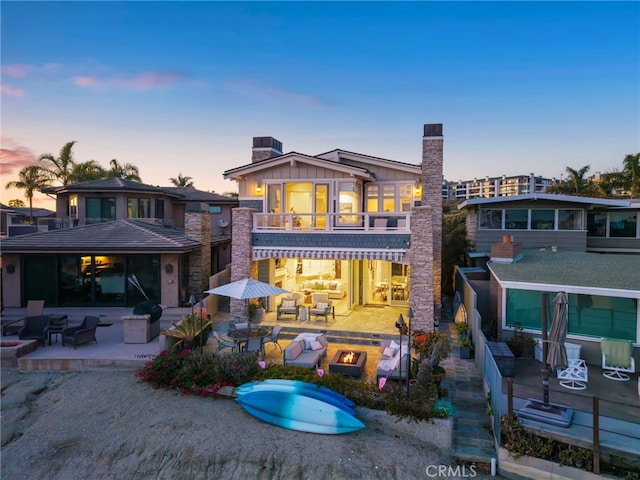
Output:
[2,1,639,208]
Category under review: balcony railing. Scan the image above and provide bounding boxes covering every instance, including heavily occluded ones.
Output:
[253,212,411,232]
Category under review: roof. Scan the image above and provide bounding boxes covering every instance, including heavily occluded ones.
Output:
[0,219,203,254]
[223,151,375,181]
[159,187,238,204]
[457,193,637,210]
[487,249,640,293]
[0,204,55,218]
[42,177,175,196]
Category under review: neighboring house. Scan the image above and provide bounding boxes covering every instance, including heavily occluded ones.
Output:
[1,178,237,308]
[222,124,444,332]
[457,193,640,364]
[1,203,55,237]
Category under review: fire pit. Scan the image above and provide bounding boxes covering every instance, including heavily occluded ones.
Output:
[329,349,367,377]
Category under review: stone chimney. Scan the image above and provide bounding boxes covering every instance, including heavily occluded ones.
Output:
[490,235,523,263]
[423,123,443,322]
[252,136,283,163]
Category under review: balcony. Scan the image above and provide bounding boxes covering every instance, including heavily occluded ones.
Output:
[253,212,411,233]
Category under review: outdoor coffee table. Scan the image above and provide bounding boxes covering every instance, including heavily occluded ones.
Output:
[329,349,367,377]
[48,314,68,345]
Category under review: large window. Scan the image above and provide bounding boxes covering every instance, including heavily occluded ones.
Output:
[558,209,582,230]
[128,198,151,218]
[587,211,639,238]
[366,182,414,212]
[610,212,638,238]
[86,197,116,223]
[505,209,528,229]
[479,209,503,229]
[530,209,554,230]
[505,289,637,341]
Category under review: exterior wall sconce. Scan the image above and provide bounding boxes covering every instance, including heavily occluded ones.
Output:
[6,264,15,274]
[164,264,173,274]
[413,181,422,197]
[255,182,263,195]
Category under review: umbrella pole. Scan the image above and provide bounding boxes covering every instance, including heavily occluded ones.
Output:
[541,292,550,405]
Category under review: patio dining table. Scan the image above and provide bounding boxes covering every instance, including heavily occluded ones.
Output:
[226,327,271,352]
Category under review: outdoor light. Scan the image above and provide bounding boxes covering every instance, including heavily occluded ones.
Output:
[406,308,414,400]
[395,314,407,386]
[256,182,263,194]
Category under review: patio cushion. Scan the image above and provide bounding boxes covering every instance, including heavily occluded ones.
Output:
[316,302,329,310]
[382,346,397,358]
[284,340,304,360]
[282,300,296,308]
[311,340,323,351]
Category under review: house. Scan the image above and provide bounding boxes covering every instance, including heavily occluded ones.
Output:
[457,193,640,364]
[221,124,444,332]
[444,173,554,200]
[1,178,238,308]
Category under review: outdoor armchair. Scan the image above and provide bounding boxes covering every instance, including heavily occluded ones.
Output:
[276,297,300,321]
[62,316,99,349]
[18,315,51,347]
[3,300,45,336]
[601,338,635,381]
[308,293,333,323]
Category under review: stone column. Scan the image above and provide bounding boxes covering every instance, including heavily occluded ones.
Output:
[422,123,443,323]
[230,207,255,321]
[408,205,434,332]
[185,212,211,301]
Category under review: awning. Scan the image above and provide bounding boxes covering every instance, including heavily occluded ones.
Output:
[253,247,406,262]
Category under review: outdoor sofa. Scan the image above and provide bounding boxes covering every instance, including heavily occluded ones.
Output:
[283,333,328,368]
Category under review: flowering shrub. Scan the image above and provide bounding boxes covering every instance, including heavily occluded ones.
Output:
[412,330,451,365]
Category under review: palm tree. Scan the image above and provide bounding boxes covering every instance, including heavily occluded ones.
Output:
[69,160,107,183]
[39,140,77,186]
[107,159,141,182]
[564,165,591,195]
[5,165,50,224]
[169,173,194,188]
[622,153,640,198]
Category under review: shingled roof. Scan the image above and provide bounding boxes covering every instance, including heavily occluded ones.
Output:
[0,219,203,254]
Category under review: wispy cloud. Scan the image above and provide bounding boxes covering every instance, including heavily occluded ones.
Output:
[224,79,333,108]
[0,138,37,176]
[1,85,25,97]
[74,70,187,91]
[1,63,62,78]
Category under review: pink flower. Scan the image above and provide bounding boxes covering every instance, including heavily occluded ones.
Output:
[378,377,387,390]
[316,368,324,377]
[258,361,266,369]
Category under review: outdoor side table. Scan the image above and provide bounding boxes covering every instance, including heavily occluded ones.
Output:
[48,314,68,345]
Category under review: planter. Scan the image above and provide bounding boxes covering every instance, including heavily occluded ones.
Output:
[459,346,472,359]
[497,446,603,480]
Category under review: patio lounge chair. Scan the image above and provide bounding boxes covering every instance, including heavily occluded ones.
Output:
[62,316,99,349]
[308,293,333,323]
[601,338,635,381]
[18,315,51,347]
[2,300,45,336]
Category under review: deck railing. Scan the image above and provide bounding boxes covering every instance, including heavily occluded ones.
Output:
[253,212,411,233]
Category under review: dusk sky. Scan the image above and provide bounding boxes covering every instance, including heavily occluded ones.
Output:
[2,1,639,209]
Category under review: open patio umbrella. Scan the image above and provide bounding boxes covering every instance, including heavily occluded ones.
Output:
[204,278,290,299]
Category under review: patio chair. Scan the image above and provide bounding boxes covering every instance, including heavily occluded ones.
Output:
[601,338,635,381]
[62,316,99,349]
[3,300,45,336]
[212,331,235,354]
[277,297,300,321]
[308,293,332,323]
[18,315,51,347]
[242,336,265,359]
[263,325,283,352]
[557,359,588,390]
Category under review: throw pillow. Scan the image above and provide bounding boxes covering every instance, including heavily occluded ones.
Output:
[316,302,329,310]
[382,346,397,358]
[328,282,337,290]
[389,340,400,350]
[282,300,295,308]
[311,340,323,351]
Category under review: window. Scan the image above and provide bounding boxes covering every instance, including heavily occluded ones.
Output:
[86,197,116,223]
[531,209,555,230]
[558,209,582,230]
[609,212,637,238]
[155,199,165,219]
[479,209,502,229]
[366,182,414,213]
[208,206,221,214]
[69,195,78,219]
[506,289,636,341]
[505,209,528,229]
[338,182,360,224]
[128,198,151,218]
[587,212,607,237]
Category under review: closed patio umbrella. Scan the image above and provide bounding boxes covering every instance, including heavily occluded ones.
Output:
[545,291,569,371]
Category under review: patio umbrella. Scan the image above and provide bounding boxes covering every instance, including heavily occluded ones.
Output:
[545,291,569,371]
[203,278,290,299]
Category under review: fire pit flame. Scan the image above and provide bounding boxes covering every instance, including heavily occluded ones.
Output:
[339,351,358,364]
